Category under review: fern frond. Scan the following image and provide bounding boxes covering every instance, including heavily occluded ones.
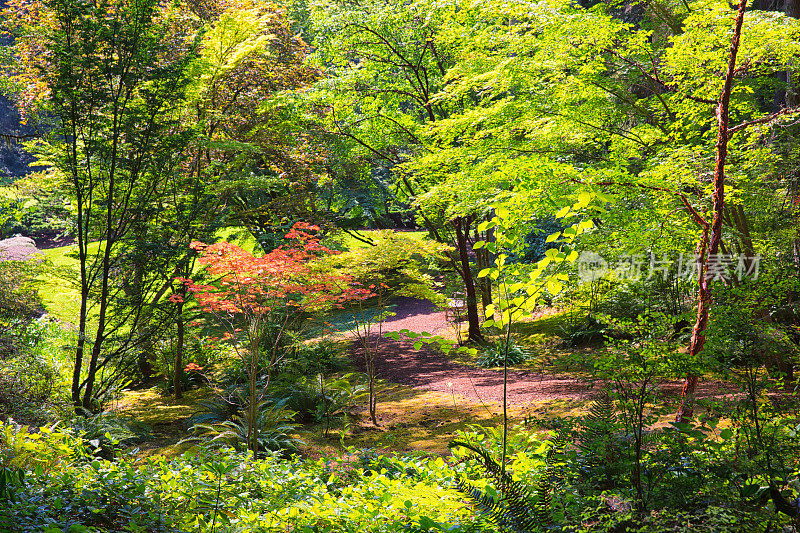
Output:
[450,440,541,533]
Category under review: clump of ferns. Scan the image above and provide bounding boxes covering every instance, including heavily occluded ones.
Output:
[449,435,568,533]
[572,387,623,489]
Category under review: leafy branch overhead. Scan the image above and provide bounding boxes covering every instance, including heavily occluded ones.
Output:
[475,192,600,329]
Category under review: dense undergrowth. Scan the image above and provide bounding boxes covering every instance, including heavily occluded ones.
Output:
[3,258,800,531]
[2,388,799,533]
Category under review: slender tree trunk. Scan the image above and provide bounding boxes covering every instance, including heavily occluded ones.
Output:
[676,0,747,423]
[475,226,493,313]
[454,216,483,342]
[81,105,121,410]
[174,299,185,400]
[248,318,260,458]
[64,18,87,412]
[72,185,89,410]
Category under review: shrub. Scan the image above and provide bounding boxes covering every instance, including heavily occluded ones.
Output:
[9,193,75,240]
[274,373,368,425]
[0,258,43,357]
[186,393,301,458]
[0,319,72,426]
[476,339,527,368]
[0,444,476,533]
[705,304,797,380]
[278,341,351,376]
[66,412,152,459]
[557,314,612,347]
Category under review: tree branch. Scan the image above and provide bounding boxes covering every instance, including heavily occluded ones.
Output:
[727,106,800,136]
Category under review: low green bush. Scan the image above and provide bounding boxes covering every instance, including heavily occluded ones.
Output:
[475,339,527,368]
[1,430,478,533]
[0,319,72,426]
[275,373,368,425]
[278,341,351,376]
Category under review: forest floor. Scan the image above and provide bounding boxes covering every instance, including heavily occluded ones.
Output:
[117,297,734,459]
[351,297,730,407]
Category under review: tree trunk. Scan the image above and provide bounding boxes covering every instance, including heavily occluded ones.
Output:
[174,299,185,400]
[475,224,494,314]
[454,216,483,342]
[676,0,747,423]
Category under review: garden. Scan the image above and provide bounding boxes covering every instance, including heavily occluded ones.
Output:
[1,0,800,530]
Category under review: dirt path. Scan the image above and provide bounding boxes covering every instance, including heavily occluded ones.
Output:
[351,297,730,407]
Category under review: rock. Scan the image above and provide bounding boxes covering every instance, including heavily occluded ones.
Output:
[0,236,42,261]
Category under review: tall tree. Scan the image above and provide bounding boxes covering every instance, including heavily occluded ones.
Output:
[2,0,197,409]
[308,0,499,340]
[184,0,321,251]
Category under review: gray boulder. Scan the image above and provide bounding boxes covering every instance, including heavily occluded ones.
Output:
[0,236,42,261]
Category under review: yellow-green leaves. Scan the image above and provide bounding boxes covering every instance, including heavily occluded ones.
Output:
[475,192,597,329]
[192,7,274,101]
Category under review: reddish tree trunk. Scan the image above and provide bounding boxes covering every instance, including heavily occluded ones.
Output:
[676,0,748,423]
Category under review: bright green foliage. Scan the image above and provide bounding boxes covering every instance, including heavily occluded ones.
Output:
[319,230,452,304]
[398,0,800,263]
[0,260,41,339]
[476,193,598,330]
[476,339,528,368]
[308,0,455,165]
[0,429,480,532]
[187,401,301,458]
[186,0,320,249]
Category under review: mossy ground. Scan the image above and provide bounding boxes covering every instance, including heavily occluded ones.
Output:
[32,237,694,463]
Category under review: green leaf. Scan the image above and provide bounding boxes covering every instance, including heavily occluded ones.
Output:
[575,191,593,208]
[741,484,761,498]
[545,231,561,243]
[594,191,614,204]
[546,280,563,294]
[478,220,497,231]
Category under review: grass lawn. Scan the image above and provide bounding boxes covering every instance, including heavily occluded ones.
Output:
[39,242,85,323]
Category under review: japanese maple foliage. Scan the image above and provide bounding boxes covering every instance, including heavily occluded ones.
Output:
[176,222,373,457]
[180,222,372,317]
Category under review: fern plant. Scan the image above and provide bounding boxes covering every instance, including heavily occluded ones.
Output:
[574,388,620,488]
[476,339,527,368]
[449,439,555,533]
[185,399,301,458]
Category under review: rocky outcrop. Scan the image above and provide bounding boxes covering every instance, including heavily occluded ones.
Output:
[0,236,42,261]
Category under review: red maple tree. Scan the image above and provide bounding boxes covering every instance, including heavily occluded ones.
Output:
[176,222,373,456]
